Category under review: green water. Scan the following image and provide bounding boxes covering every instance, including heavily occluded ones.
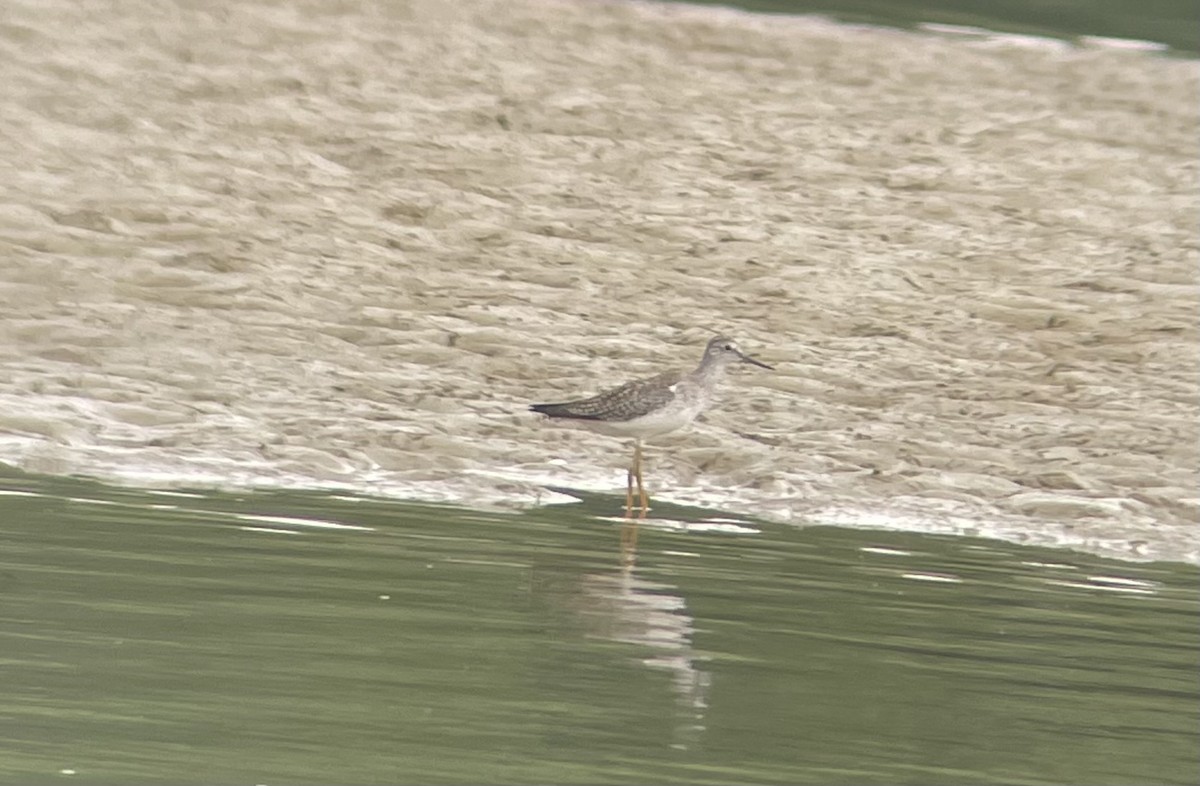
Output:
[691,0,1197,54]
[1,468,1197,785]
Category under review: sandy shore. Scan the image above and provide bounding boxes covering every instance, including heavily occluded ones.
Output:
[0,0,1196,563]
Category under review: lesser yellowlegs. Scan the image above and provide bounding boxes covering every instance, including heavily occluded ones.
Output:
[530,335,773,512]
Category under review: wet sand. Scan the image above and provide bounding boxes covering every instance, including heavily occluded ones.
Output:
[1,0,1197,563]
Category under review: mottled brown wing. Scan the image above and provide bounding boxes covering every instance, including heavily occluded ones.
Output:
[531,370,682,422]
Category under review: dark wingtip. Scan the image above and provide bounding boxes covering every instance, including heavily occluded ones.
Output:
[530,402,598,420]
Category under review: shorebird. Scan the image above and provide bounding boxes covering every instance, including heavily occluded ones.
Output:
[530,335,773,512]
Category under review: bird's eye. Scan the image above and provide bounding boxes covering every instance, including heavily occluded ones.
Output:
[723,343,734,351]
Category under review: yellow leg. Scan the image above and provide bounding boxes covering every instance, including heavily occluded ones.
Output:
[619,440,648,567]
[634,439,649,511]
